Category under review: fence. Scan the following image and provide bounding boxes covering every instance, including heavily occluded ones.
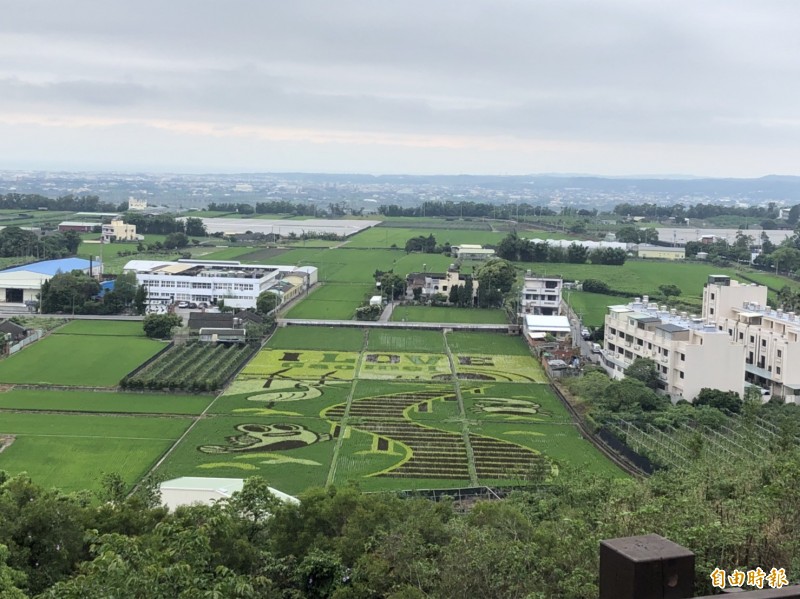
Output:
[8,330,44,355]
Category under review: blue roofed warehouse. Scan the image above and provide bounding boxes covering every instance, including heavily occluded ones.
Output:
[0,257,102,304]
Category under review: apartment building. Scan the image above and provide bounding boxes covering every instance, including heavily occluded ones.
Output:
[601,296,744,401]
[520,273,562,315]
[123,259,317,310]
[703,275,800,399]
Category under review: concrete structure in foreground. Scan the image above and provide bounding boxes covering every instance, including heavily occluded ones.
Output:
[0,257,102,304]
[520,272,562,316]
[123,259,317,310]
[601,295,745,401]
[159,477,298,511]
[703,275,800,399]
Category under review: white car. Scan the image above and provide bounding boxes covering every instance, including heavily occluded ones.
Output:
[581,328,591,339]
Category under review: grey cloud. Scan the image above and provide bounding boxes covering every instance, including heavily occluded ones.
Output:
[2,0,800,173]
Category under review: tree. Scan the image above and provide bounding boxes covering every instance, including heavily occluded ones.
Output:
[582,279,610,294]
[412,287,422,302]
[380,273,406,300]
[625,358,661,390]
[658,284,682,298]
[256,291,280,315]
[163,232,189,249]
[694,388,742,413]
[463,276,474,307]
[142,313,182,339]
[184,217,207,237]
[39,270,101,314]
[448,284,461,305]
[475,258,515,308]
[133,284,147,315]
[615,226,641,243]
[566,243,589,264]
[113,271,139,307]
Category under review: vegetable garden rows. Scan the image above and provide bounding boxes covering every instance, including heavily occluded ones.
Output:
[122,342,258,392]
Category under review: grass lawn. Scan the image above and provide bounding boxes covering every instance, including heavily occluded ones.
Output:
[0,389,213,414]
[346,227,507,249]
[0,335,164,386]
[366,329,446,354]
[517,260,742,302]
[469,421,624,479]
[54,319,145,336]
[267,326,365,352]
[0,413,192,492]
[566,291,626,327]
[445,331,532,355]
[284,284,372,320]
[195,246,259,261]
[390,305,507,324]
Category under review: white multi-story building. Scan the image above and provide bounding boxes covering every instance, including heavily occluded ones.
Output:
[123,259,317,310]
[703,275,800,400]
[601,295,745,401]
[520,273,562,316]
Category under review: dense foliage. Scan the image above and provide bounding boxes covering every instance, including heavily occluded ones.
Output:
[2,443,800,598]
[495,232,626,265]
[0,227,81,260]
[0,193,119,212]
[142,314,182,339]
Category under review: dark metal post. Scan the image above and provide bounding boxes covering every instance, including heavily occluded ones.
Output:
[600,534,695,599]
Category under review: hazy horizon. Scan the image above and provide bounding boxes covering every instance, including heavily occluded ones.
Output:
[3,2,800,177]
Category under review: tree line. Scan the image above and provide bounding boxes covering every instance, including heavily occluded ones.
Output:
[2,443,800,597]
[0,227,81,260]
[380,201,559,219]
[495,232,626,265]
[0,193,120,213]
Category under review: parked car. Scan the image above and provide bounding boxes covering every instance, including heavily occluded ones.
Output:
[591,343,602,354]
[581,327,591,339]
[177,301,189,308]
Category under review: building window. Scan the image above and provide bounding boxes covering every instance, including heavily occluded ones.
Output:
[750,335,755,343]
[739,332,744,340]
[710,293,715,300]
[778,350,782,358]
[442,286,448,291]
[709,308,714,315]
[679,371,684,379]
[777,367,782,375]
[680,353,685,361]
[762,339,767,347]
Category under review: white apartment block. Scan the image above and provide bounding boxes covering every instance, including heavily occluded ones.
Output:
[123,259,318,310]
[520,273,562,316]
[601,295,745,401]
[703,275,800,400]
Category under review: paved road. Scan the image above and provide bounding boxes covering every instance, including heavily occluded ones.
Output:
[278,318,511,331]
[378,302,395,322]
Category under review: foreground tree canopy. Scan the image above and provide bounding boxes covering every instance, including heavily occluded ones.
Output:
[2,439,800,598]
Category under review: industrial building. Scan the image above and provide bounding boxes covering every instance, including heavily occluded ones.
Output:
[0,257,102,303]
[451,244,496,260]
[123,259,317,310]
[636,245,686,260]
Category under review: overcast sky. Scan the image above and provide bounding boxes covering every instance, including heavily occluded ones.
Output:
[2,1,800,177]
